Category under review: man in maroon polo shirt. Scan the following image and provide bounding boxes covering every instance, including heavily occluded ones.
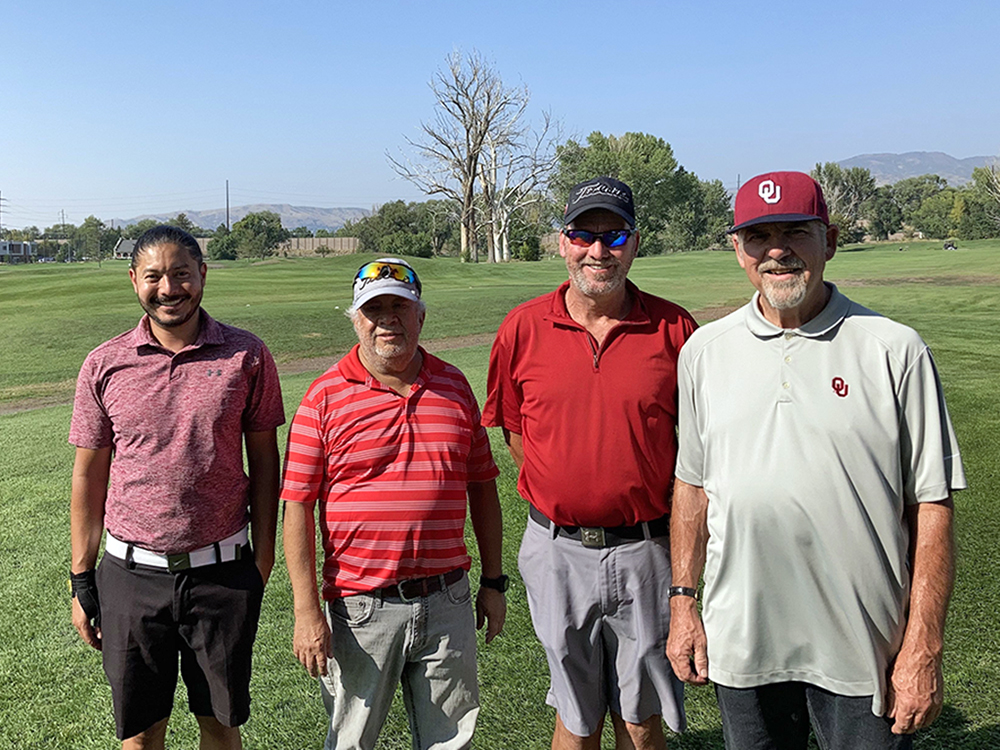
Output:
[483,176,698,749]
[69,225,284,750]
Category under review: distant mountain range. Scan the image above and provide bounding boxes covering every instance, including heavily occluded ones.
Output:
[836,152,992,186]
[113,204,370,232]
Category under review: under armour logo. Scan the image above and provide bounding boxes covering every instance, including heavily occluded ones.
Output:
[758,180,782,204]
[832,377,849,398]
[207,368,222,377]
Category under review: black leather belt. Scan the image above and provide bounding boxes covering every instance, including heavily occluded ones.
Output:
[529,504,669,548]
[380,568,465,601]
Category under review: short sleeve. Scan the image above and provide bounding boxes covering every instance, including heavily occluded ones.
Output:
[69,352,114,449]
[481,324,523,433]
[244,342,285,432]
[674,344,705,488]
[466,397,500,483]
[898,346,967,503]
[280,387,326,504]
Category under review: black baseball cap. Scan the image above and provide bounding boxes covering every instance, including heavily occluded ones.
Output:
[564,176,636,228]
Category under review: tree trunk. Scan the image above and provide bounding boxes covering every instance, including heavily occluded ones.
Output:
[483,201,496,264]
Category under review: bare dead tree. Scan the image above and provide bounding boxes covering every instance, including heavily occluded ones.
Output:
[388,50,528,262]
[478,110,562,262]
[984,159,1000,229]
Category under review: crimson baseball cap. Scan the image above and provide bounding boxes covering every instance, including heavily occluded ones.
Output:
[564,176,636,228]
[728,171,829,234]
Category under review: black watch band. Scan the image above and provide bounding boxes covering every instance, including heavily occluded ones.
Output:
[479,574,510,593]
[668,586,698,599]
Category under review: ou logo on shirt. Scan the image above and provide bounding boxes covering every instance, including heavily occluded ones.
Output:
[832,377,849,398]
[758,180,782,204]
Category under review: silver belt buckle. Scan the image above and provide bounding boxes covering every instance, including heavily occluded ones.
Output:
[580,527,606,548]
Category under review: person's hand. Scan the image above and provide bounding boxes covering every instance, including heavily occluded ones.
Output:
[72,595,102,650]
[666,597,709,684]
[71,570,102,651]
[885,643,944,734]
[293,606,332,678]
[254,550,275,587]
[476,587,506,644]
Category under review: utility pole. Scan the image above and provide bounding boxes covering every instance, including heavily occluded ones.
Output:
[226,179,230,231]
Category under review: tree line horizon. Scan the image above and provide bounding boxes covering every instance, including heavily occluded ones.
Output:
[5,50,1000,262]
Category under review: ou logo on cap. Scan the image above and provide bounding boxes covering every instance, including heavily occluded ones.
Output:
[758,180,782,204]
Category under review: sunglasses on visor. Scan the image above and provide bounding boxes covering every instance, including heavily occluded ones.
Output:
[562,229,636,248]
[354,261,422,293]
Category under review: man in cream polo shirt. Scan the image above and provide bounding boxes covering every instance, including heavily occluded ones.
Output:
[666,172,965,750]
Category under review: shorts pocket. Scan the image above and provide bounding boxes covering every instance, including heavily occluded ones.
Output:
[444,571,472,605]
[328,594,377,627]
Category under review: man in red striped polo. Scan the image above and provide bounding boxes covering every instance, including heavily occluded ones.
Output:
[282,257,506,750]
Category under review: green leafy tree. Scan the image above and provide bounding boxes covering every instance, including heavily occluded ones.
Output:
[552,131,729,253]
[169,213,199,235]
[74,216,119,266]
[290,226,313,238]
[43,222,75,240]
[230,211,290,261]
[891,175,948,224]
[207,225,238,260]
[34,238,60,260]
[6,226,41,242]
[122,218,161,239]
[910,189,959,238]
[864,186,903,240]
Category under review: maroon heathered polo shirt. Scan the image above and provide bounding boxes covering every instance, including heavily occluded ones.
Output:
[483,280,697,527]
[70,311,285,553]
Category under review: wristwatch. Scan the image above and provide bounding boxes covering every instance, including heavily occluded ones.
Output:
[668,586,698,599]
[479,574,510,593]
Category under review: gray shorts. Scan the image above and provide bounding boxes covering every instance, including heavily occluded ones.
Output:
[517,515,686,737]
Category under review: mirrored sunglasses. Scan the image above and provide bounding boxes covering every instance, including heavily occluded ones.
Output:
[355,261,421,292]
[562,229,635,248]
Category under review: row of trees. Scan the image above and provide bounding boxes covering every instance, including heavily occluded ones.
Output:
[811,162,1000,244]
[0,210,327,263]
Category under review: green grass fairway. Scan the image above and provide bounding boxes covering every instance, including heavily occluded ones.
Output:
[1,242,999,748]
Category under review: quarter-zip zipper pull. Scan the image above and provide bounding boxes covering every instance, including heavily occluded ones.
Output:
[587,336,599,370]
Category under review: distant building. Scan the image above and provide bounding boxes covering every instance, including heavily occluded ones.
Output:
[0,240,36,263]
[113,238,136,260]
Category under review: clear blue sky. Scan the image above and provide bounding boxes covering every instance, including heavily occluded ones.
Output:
[2,0,998,228]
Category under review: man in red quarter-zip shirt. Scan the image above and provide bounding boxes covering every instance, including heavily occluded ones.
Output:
[483,176,697,750]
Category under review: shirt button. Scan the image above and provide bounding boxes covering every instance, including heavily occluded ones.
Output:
[785,356,792,363]
[784,332,794,340]
[782,382,790,389]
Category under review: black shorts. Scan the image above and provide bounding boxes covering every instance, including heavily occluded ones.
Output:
[96,551,264,740]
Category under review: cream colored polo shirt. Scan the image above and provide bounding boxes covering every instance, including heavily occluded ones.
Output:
[675,284,966,715]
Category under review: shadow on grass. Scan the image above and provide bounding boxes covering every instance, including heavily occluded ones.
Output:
[915,704,1000,749]
[673,727,725,749]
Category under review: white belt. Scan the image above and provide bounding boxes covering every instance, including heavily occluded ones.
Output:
[105,527,249,571]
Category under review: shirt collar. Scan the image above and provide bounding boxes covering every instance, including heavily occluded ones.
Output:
[544,279,651,328]
[129,309,223,351]
[340,344,440,389]
[743,282,849,339]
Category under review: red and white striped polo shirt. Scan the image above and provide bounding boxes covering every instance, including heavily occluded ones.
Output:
[280,345,499,598]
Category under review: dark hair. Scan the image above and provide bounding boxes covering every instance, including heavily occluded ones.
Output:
[131,225,203,269]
